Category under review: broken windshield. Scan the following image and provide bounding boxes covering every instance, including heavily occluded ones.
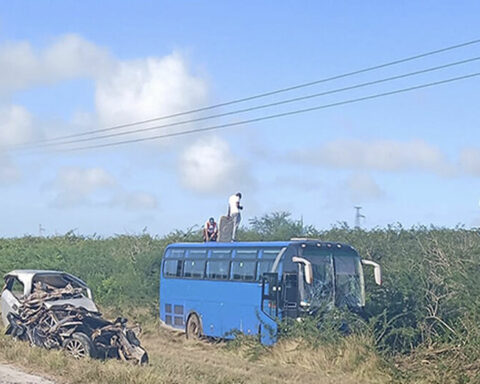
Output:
[297,246,365,310]
[334,255,365,308]
[307,256,334,307]
[298,247,334,309]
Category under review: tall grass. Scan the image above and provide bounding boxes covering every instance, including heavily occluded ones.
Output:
[0,326,391,384]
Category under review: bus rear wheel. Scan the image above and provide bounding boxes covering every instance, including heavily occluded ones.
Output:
[186,314,202,340]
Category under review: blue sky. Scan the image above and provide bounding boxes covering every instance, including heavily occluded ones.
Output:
[1,1,480,237]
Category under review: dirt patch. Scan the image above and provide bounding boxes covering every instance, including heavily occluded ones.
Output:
[0,363,55,384]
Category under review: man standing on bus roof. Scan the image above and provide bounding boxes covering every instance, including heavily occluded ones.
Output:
[204,217,218,242]
[228,192,243,241]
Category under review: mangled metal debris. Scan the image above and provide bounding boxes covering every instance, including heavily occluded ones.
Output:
[1,270,148,364]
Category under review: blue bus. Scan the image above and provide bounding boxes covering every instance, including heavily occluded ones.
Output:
[159,239,381,344]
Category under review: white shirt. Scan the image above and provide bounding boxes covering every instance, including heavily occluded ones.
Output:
[228,194,240,215]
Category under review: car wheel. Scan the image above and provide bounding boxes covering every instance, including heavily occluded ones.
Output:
[63,332,96,359]
[186,313,202,340]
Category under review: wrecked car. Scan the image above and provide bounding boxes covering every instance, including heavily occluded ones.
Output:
[0,270,148,364]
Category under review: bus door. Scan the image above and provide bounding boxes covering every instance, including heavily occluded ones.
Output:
[259,273,279,345]
[281,272,298,318]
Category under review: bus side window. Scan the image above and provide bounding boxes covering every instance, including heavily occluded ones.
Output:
[235,249,258,259]
[256,260,274,281]
[206,260,230,280]
[231,261,256,281]
[164,260,183,278]
[166,249,185,258]
[262,249,281,260]
[183,260,206,278]
[211,250,231,259]
[187,250,207,258]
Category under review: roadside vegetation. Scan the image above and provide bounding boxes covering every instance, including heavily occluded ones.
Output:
[0,325,388,384]
[0,212,479,383]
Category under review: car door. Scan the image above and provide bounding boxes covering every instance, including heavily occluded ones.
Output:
[0,277,23,328]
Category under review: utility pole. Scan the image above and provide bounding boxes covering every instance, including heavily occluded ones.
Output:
[354,206,365,228]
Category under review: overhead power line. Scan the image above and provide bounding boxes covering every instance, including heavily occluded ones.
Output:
[55,71,480,152]
[23,37,480,145]
[20,56,480,150]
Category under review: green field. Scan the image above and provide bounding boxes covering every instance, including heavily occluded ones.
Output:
[0,212,479,383]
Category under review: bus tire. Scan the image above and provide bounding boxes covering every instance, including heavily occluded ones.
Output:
[186,313,202,340]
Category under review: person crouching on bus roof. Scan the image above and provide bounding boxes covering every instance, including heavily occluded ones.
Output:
[228,192,243,241]
[204,217,218,242]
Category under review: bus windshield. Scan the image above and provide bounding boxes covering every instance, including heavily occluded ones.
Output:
[334,255,365,308]
[301,255,334,308]
[299,247,365,310]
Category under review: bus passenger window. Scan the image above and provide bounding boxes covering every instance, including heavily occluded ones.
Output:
[235,249,258,259]
[211,250,231,259]
[166,249,185,258]
[206,261,230,280]
[256,260,274,280]
[262,249,281,259]
[183,260,205,278]
[187,250,207,258]
[231,261,256,281]
[164,260,182,278]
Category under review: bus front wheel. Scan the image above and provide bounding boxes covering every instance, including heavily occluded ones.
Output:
[186,313,202,340]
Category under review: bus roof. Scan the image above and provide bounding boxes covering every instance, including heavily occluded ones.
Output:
[166,240,355,251]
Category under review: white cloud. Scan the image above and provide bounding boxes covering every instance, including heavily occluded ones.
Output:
[0,104,36,147]
[0,35,114,149]
[293,139,451,175]
[344,173,385,201]
[0,35,208,151]
[0,154,19,185]
[42,34,113,80]
[95,52,208,127]
[112,191,158,210]
[50,167,159,210]
[57,167,116,194]
[0,105,31,184]
[0,34,112,94]
[179,136,249,194]
[459,148,480,176]
[52,167,116,207]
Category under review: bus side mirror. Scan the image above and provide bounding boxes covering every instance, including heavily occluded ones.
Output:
[362,260,382,285]
[292,257,313,285]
